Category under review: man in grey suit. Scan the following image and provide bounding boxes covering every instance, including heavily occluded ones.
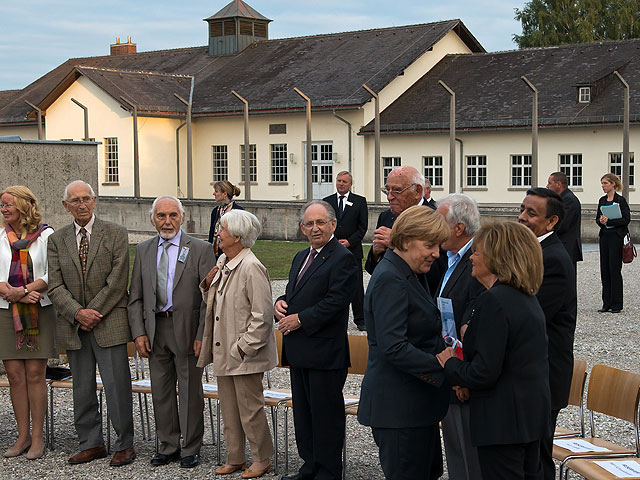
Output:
[128,195,215,468]
[48,180,135,466]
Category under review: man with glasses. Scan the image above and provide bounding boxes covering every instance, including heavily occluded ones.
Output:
[365,166,445,294]
[48,180,135,467]
[275,200,357,480]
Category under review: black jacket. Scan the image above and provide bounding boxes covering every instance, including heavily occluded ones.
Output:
[556,188,583,263]
[323,192,368,260]
[596,192,630,238]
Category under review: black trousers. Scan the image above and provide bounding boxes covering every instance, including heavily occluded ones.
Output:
[352,264,364,325]
[478,440,543,480]
[599,231,624,310]
[290,366,348,480]
[371,424,443,480]
[540,409,560,480]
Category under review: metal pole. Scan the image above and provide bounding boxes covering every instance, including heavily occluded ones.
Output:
[362,84,381,203]
[70,98,89,141]
[24,100,43,140]
[232,90,251,201]
[332,110,353,174]
[174,89,194,199]
[176,122,185,197]
[439,81,456,193]
[521,76,539,187]
[456,138,464,191]
[120,96,140,198]
[294,88,313,201]
[614,71,630,200]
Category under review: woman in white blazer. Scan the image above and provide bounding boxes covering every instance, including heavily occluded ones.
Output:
[0,186,55,460]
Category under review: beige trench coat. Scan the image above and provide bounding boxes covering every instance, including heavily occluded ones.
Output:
[196,248,278,375]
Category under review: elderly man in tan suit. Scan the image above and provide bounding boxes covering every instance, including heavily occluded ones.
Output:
[128,195,214,469]
[47,180,135,467]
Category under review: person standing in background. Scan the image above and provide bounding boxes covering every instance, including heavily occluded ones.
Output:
[208,180,243,258]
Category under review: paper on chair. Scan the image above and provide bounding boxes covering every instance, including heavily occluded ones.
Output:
[263,390,291,400]
[553,438,612,453]
[202,383,218,392]
[594,460,640,478]
[132,379,151,387]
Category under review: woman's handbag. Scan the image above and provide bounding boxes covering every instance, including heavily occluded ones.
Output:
[622,234,637,263]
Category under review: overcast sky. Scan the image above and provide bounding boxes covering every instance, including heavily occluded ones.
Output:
[0,0,524,91]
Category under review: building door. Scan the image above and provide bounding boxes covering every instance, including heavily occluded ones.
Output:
[309,142,334,199]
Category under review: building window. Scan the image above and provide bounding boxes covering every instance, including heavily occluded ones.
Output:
[104,137,119,183]
[510,154,532,187]
[270,144,288,182]
[423,156,443,187]
[466,155,487,187]
[311,143,334,183]
[212,145,228,181]
[609,152,635,187]
[240,144,257,183]
[578,87,591,103]
[559,154,582,187]
[382,157,401,185]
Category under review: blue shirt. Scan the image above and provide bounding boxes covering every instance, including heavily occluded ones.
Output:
[156,230,182,312]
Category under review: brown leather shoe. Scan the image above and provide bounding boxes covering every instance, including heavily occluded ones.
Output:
[109,447,136,467]
[215,462,247,474]
[68,445,108,464]
[241,460,271,478]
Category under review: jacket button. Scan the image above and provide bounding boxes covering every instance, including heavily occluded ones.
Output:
[215,316,219,321]
[215,342,220,346]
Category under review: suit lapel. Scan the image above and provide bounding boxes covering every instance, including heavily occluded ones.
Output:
[147,236,160,296]
[64,223,82,274]
[85,217,103,275]
[441,250,472,297]
[290,239,336,298]
[172,232,190,290]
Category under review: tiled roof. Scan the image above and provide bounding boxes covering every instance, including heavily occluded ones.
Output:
[0,19,483,124]
[361,39,640,134]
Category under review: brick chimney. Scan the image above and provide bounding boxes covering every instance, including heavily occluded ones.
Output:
[110,36,137,56]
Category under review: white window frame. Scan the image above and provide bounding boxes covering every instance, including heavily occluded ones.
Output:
[104,137,119,183]
[466,155,487,187]
[609,152,635,187]
[212,145,228,181]
[559,154,583,187]
[510,154,532,187]
[240,144,257,183]
[423,156,443,187]
[382,157,401,185]
[578,87,591,103]
[270,144,288,182]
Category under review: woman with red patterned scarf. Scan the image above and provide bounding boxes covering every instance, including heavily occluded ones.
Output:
[0,186,55,460]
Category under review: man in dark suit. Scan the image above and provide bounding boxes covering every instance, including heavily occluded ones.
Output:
[547,172,583,268]
[424,178,437,210]
[435,193,485,480]
[323,171,368,331]
[275,200,357,480]
[128,195,215,469]
[365,166,445,294]
[48,180,135,466]
[519,188,577,480]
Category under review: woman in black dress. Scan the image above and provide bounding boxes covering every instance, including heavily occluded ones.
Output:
[596,173,630,313]
[208,180,243,257]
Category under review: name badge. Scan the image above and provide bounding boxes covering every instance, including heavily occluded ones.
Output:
[345,200,353,207]
[178,246,189,263]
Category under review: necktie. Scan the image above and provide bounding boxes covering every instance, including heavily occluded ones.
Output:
[156,241,171,310]
[296,249,317,286]
[78,227,89,276]
[338,195,345,219]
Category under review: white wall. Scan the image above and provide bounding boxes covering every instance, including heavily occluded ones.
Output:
[0,125,39,139]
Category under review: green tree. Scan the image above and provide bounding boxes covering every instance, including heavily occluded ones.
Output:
[514,0,640,48]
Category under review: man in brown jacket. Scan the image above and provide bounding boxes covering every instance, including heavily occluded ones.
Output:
[48,180,135,466]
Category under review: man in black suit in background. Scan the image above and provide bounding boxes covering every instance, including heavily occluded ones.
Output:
[364,166,445,294]
[547,171,583,269]
[323,171,368,331]
[275,200,357,480]
[519,188,577,480]
[424,178,437,210]
[435,193,485,480]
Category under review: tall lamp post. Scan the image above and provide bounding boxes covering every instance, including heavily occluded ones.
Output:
[232,90,251,201]
[521,76,539,187]
[294,88,313,201]
[614,71,630,200]
[362,84,381,203]
[439,81,456,193]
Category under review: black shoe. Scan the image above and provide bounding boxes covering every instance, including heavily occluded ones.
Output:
[150,450,180,467]
[281,473,311,480]
[180,454,199,468]
[597,308,610,313]
[611,309,622,313]
[355,323,366,332]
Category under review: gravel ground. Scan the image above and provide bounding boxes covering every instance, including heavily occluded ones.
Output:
[0,245,638,479]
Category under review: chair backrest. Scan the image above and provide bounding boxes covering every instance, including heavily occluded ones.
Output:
[568,359,588,407]
[127,341,137,358]
[348,334,369,375]
[587,364,640,424]
[274,328,285,368]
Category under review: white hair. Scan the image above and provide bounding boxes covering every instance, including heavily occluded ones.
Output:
[149,195,185,217]
[299,200,336,223]
[221,209,262,248]
[63,180,95,201]
[437,193,481,236]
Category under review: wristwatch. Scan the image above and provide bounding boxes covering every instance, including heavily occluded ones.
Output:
[23,287,29,296]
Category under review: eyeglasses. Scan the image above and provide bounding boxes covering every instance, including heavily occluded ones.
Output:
[301,219,331,228]
[0,203,15,209]
[380,184,415,196]
[67,196,94,206]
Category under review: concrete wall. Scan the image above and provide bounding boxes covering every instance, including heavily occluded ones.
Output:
[0,139,98,229]
[97,196,638,243]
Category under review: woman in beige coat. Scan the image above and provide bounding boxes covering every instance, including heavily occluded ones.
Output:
[197,209,278,478]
